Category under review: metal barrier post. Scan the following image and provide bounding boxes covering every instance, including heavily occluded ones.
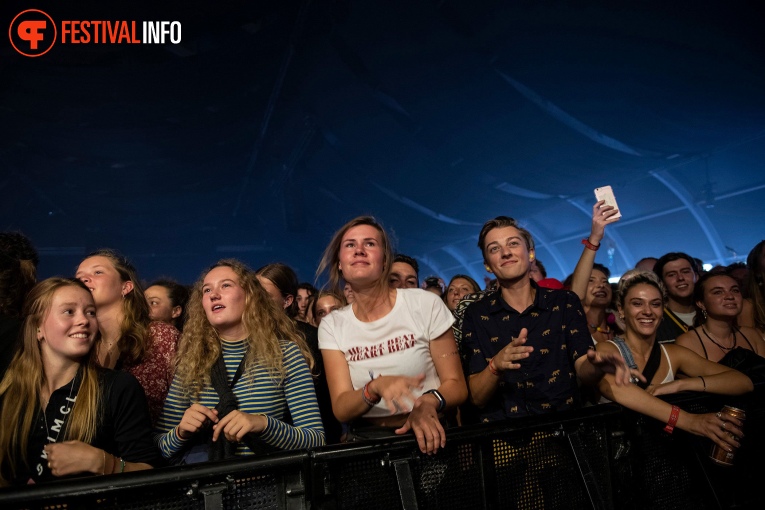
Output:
[383,453,420,510]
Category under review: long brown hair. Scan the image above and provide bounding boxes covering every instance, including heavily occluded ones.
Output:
[316,216,394,294]
[255,263,300,319]
[174,259,314,400]
[0,278,101,486]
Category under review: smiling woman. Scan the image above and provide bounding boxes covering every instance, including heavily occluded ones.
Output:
[0,278,159,486]
[675,268,765,362]
[596,270,753,453]
[154,259,324,463]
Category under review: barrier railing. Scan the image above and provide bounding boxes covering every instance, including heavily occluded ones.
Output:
[2,384,762,510]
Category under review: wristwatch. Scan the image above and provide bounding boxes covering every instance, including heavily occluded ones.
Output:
[424,389,446,412]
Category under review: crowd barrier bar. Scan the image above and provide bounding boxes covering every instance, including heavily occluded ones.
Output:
[1,383,762,510]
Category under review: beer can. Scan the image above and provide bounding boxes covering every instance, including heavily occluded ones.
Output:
[709,405,746,467]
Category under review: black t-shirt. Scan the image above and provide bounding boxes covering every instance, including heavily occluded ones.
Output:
[14,368,161,485]
[654,308,690,343]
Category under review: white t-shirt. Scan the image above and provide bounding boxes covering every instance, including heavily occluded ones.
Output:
[318,288,454,418]
[675,310,696,326]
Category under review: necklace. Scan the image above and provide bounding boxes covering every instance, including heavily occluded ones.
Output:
[702,326,737,352]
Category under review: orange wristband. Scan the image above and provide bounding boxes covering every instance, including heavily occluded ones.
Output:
[582,238,600,251]
[488,357,500,376]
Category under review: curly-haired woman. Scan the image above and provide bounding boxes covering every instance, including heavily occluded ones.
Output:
[155,260,324,462]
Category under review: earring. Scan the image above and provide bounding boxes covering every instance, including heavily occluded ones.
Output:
[485,265,492,272]
[701,308,708,321]
[619,313,624,319]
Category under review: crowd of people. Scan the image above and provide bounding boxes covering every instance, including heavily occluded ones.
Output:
[0,203,762,487]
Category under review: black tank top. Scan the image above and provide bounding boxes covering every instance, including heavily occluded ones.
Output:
[692,327,755,360]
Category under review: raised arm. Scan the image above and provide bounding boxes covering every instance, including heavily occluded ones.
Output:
[570,201,619,301]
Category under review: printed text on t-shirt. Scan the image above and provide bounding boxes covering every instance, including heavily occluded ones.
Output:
[347,333,417,361]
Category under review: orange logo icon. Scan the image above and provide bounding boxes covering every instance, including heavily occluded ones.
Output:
[9,9,57,57]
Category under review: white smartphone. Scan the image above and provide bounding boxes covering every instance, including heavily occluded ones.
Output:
[594,185,622,219]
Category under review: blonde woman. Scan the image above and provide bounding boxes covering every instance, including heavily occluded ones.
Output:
[312,291,346,327]
[76,249,177,425]
[0,278,158,486]
[317,216,467,455]
[155,260,324,462]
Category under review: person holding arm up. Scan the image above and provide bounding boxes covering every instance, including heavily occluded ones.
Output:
[570,200,620,344]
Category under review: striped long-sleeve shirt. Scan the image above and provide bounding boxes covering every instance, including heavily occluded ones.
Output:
[155,339,325,458]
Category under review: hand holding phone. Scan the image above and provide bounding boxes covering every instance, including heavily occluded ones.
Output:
[594,186,622,219]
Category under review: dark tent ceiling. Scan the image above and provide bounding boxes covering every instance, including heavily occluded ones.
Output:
[2,0,764,285]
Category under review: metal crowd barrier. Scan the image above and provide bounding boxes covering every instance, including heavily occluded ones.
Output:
[2,384,762,510]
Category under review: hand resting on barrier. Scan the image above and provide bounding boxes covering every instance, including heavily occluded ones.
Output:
[45,441,153,477]
[395,393,445,455]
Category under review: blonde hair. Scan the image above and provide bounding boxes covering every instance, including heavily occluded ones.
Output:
[174,259,314,400]
[82,249,150,366]
[616,270,667,308]
[311,291,347,320]
[0,278,101,486]
[315,216,394,294]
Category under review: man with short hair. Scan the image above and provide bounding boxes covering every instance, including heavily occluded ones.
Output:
[653,252,699,343]
[390,254,419,289]
[460,216,634,422]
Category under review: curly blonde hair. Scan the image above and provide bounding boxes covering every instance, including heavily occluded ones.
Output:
[175,259,314,400]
